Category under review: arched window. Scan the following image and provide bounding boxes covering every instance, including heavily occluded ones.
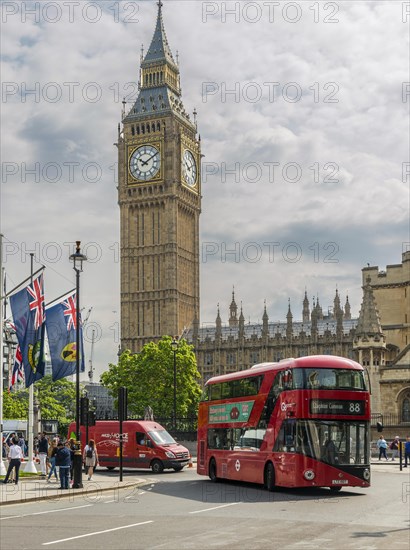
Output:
[402,394,410,422]
[157,122,161,131]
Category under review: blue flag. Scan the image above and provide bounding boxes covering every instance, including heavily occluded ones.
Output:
[9,274,46,387]
[45,291,85,381]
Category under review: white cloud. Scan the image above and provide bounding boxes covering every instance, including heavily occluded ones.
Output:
[1,0,409,379]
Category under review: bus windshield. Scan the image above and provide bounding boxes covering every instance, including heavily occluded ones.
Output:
[148,430,176,446]
[274,419,369,465]
[292,368,366,391]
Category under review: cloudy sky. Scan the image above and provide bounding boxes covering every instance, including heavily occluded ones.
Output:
[1,0,409,379]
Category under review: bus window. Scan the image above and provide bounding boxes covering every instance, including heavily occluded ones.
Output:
[208,428,230,450]
[221,382,231,399]
[209,385,221,401]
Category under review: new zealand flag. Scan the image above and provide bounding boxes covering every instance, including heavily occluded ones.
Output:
[9,274,46,387]
[45,291,85,381]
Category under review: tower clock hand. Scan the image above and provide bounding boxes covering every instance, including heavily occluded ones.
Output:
[141,152,159,166]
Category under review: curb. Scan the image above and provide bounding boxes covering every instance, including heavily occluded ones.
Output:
[0,479,147,506]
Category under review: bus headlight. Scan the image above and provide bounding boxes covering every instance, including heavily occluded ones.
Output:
[165,451,176,459]
[363,468,370,481]
[304,469,315,481]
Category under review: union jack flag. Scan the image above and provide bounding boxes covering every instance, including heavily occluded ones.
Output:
[62,293,77,330]
[9,273,46,387]
[9,345,24,391]
[27,274,45,329]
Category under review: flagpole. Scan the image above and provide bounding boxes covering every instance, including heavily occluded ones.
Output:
[0,234,7,475]
[24,255,37,474]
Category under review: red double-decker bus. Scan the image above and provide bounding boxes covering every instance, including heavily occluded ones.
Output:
[197,355,371,491]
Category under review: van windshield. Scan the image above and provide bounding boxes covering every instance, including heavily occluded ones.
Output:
[148,430,176,446]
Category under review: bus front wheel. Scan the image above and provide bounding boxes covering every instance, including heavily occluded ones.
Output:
[329,486,342,492]
[264,463,275,491]
[209,459,218,482]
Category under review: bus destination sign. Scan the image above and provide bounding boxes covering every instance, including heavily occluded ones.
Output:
[310,399,365,415]
[209,401,255,423]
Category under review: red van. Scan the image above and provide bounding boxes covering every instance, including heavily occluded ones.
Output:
[67,420,190,473]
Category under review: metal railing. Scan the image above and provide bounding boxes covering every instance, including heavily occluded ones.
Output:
[371,413,410,426]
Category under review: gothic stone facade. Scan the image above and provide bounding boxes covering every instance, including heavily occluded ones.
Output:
[187,252,410,425]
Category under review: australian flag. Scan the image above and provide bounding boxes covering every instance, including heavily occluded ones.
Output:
[45,291,85,381]
[9,273,46,387]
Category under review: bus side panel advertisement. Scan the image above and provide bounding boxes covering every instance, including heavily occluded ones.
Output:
[209,401,255,423]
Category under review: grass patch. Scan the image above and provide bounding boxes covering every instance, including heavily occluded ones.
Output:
[1,472,39,479]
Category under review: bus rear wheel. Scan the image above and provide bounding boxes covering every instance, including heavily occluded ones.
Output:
[209,459,218,482]
[264,463,275,491]
[330,486,342,492]
[151,459,164,474]
[106,467,115,471]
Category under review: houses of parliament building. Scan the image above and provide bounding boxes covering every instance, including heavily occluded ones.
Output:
[118,3,410,429]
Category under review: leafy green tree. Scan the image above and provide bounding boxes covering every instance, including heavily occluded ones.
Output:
[4,376,77,436]
[2,390,28,419]
[35,376,76,420]
[101,336,202,419]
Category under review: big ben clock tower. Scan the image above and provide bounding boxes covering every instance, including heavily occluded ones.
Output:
[117,1,201,352]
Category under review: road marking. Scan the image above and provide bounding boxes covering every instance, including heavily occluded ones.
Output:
[0,504,93,520]
[42,521,154,545]
[103,500,117,504]
[189,502,240,514]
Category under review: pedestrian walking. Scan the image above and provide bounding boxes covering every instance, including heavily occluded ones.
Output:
[83,439,99,481]
[46,440,59,482]
[404,436,410,468]
[37,433,49,475]
[55,441,71,490]
[389,436,400,460]
[377,436,388,460]
[2,437,23,485]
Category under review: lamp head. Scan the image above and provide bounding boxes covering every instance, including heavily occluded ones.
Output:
[170,337,179,352]
[69,240,88,271]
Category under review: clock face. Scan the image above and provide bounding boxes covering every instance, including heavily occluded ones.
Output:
[129,145,160,181]
[182,150,197,187]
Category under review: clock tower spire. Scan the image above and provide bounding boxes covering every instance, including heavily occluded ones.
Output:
[117,3,201,352]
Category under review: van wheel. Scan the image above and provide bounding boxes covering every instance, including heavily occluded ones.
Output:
[264,463,275,491]
[106,467,115,471]
[209,459,218,482]
[151,459,164,474]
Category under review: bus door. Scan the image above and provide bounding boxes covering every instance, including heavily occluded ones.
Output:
[273,420,297,486]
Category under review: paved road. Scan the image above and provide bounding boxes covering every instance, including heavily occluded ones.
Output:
[1,465,409,549]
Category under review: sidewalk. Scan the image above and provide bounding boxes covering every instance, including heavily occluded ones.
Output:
[0,471,147,506]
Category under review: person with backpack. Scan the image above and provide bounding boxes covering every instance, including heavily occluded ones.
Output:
[83,439,99,481]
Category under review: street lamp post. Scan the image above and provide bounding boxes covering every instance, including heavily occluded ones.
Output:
[69,241,87,489]
[170,338,178,430]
